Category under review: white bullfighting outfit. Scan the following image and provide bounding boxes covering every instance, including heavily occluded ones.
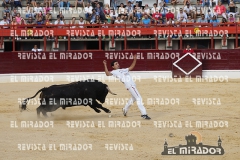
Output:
[111,68,147,115]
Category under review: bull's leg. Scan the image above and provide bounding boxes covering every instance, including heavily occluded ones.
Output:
[89,101,101,113]
[42,110,48,118]
[36,105,48,118]
[36,106,41,118]
[92,100,111,113]
[41,104,61,117]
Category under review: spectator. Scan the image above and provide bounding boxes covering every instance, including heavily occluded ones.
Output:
[151,3,159,14]
[136,0,142,7]
[69,17,77,29]
[15,13,22,24]
[5,12,12,23]
[120,14,127,22]
[142,4,150,15]
[110,9,118,19]
[110,16,115,24]
[84,3,93,20]
[90,9,97,23]
[198,14,208,23]
[95,3,105,21]
[104,3,110,14]
[92,18,100,39]
[228,1,238,17]
[183,0,190,6]
[228,13,236,22]
[25,3,31,15]
[221,17,228,25]
[26,17,35,26]
[131,16,139,28]
[159,2,168,18]
[101,18,109,39]
[115,16,124,30]
[171,0,179,6]
[167,18,175,26]
[91,0,100,8]
[118,3,126,16]
[11,8,18,17]
[194,0,202,20]
[44,3,51,15]
[197,14,208,35]
[75,0,83,9]
[93,16,101,27]
[214,1,227,19]
[183,44,194,53]
[19,18,26,37]
[0,16,9,29]
[184,2,194,19]
[142,14,151,38]
[52,0,60,8]
[202,0,210,7]
[126,1,134,21]
[57,11,64,20]
[111,0,117,10]
[79,16,85,28]
[36,16,44,29]
[166,9,174,21]
[2,4,13,13]
[205,9,214,23]
[30,0,37,7]
[35,10,44,20]
[177,8,187,21]
[186,15,194,23]
[26,6,34,18]
[14,0,22,8]
[32,45,42,52]
[45,18,52,32]
[45,12,52,21]
[126,0,134,6]
[2,0,13,10]
[156,17,164,25]
[220,17,229,37]
[11,17,17,30]
[60,0,70,10]
[176,16,186,27]
[54,17,64,30]
[134,2,142,20]
[62,18,67,26]
[45,0,52,7]
[152,10,162,23]
[159,0,164,8]
[210,15,219,27]
[34,2,43,16]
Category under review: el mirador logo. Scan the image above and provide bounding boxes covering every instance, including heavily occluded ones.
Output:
[162,131,224,155]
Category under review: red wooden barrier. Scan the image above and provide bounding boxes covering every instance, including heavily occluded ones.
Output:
[0,50,240,74]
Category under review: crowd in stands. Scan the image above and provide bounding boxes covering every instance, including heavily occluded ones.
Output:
[0,0,239,39]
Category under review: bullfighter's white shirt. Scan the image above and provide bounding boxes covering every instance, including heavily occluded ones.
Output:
[111,68,135,89]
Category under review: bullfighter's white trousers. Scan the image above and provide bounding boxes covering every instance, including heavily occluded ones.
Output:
[124,85,147,115]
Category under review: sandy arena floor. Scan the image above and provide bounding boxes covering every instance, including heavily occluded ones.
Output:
[0,79,239,160]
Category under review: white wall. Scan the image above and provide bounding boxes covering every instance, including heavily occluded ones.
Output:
[1,70,240,83]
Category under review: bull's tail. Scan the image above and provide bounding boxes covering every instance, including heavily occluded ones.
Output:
[20,88,46,112]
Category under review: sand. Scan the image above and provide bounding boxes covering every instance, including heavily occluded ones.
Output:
[0,79,239,160]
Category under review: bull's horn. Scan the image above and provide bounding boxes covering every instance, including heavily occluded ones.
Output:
[106,86,117,95]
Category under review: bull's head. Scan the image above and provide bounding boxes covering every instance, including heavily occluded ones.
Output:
[98,85,117,103]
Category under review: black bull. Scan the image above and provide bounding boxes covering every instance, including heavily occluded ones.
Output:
[20,80,117,117]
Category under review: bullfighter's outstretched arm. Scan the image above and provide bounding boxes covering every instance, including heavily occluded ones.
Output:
[103,60,113,76]
[129,54,137,71]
